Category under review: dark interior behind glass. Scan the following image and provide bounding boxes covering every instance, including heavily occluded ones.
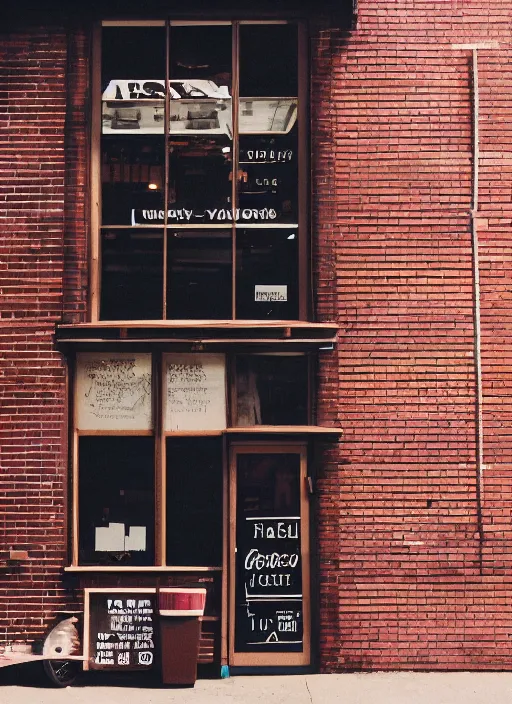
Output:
[79,436,155,566]
[166,437,223,566]
[235,355,309,425]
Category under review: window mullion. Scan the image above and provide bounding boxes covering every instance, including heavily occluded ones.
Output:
[298,20,309,320]
[231,21,240,321]
[154,351,166,566]
[163,19,171,320]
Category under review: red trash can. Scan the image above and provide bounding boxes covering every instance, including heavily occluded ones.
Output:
[158,588,206,686]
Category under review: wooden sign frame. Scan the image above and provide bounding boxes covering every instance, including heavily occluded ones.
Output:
[83,588,157,672]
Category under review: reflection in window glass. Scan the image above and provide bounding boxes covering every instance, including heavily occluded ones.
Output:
[235,355,308,426]
[167,230,232,319]
[168,24,233,214]
[237,452,300,519]
[236,229,298,320]
[101,229,163,320]
[166,437,223,567]
[238,129,298,224]
[98,22,305,322]
[79,436,155,566]
[169,25,232,85]
[101,27,167,228]
[101,137,165,225]
[168,136,232,220]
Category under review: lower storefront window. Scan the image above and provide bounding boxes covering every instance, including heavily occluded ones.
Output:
[71,349,317,669]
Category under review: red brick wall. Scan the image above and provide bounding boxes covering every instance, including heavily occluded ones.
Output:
[0,26,88,650]
[3,1,512,671]
[314,1,512,670]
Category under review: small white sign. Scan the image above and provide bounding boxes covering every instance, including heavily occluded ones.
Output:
[95,523,125,552]
[125,526,147,552]
[254,285,288,302]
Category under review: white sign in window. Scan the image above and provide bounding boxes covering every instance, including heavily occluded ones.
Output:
[76,353,152,431]
[164,353,226,432]
[254,285,288,302]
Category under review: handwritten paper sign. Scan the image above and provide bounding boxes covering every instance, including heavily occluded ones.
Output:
[235,516,303,653]
[76,353,152,431]
[87,591,156,671]
[164,353,226,431]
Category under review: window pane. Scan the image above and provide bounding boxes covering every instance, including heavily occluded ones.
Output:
[101,27,166,138]
[236,229,298,320]
[101,229,163,320]
[168,136,232,221]
[239,24,297,98]
[102,27,166,86]
[76,352,153,431]
[101,137,165,225]
[101,27,167,225]
[238,129,298,224]
[168,24,233,218]
[167,229,232,319]
[166,437,223,567]
[79,436,154,566]
[235,355,308,426]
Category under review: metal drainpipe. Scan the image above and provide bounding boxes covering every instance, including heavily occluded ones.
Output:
[470,48,485,573]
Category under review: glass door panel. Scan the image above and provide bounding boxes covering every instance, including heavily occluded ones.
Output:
[230,445,310,667]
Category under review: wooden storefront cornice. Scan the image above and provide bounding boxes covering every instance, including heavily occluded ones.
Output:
[56,320,338,350]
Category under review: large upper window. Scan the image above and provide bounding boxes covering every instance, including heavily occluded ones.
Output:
[94,21,306,322]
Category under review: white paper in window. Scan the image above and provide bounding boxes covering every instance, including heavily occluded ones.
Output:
[164,353,226,431]
[76,353,152,431]
[254,285,288,302]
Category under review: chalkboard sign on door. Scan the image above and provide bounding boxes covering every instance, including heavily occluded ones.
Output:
[236,515,303,652]
[231,448,310,666]
[85,589,156,671]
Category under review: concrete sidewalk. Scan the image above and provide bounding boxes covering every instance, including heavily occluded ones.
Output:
[2,671,512,704]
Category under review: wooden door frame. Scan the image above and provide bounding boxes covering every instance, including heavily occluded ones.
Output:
[228,441,310,667]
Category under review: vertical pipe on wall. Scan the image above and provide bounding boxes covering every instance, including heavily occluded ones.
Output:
[470,48,485,572]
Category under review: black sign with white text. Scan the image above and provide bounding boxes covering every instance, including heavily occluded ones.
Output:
[235,516,303,652]
[88,592,156,670]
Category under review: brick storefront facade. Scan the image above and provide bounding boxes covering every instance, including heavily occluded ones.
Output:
[2,0,512,673]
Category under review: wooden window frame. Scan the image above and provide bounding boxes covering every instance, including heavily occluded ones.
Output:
[90,19,310,323]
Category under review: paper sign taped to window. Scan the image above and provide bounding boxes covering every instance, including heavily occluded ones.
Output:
[125,526,146,552]
[254,285,288,302]
[95,523,125,552]
[164,353,226,431]
[76,353,152,431]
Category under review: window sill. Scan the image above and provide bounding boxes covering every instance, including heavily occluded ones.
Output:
[225,425,342,436]
[64,565,222,573]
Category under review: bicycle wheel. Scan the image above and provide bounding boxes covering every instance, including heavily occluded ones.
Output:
[42,658,81,687]
[42,616,82,687]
